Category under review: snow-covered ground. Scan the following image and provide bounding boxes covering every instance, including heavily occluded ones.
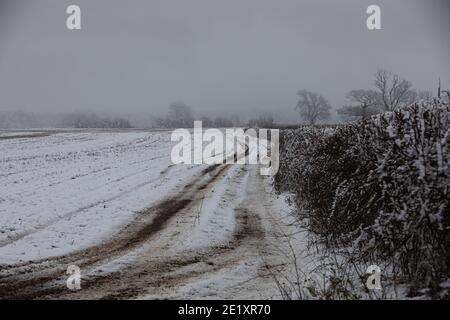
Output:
[0,130,205,263]
[0,129,309,300]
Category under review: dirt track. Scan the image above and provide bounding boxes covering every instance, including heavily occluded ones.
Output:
[0,162,289,300]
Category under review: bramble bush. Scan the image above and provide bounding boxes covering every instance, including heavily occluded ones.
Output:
[275,99,450,297]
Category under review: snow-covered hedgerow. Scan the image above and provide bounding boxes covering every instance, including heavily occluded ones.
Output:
[273,126,327,194]
[275,99,450,298]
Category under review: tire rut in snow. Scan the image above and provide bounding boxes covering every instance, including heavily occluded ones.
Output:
[0,156,171,248]
[18,193,265,300]
[0,164,228,299]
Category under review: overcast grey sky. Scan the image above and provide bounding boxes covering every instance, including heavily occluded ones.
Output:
[0,0,449,122]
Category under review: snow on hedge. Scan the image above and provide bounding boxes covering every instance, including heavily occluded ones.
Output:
[275,99,449,298]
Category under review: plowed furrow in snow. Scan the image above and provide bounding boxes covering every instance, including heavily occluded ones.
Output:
[0,165,230,299]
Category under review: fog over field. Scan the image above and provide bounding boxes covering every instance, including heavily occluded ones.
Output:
[1,104,449,299]
[0,0,449,124]
[0,0,449,301]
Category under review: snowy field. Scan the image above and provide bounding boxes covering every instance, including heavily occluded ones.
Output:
[0,130,205,263]
[0,130,303,299]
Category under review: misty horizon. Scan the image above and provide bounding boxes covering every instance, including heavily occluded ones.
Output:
[0,0,449,125]
[0,0,449,302]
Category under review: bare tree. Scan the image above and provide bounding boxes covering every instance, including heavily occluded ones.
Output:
[438,79,450,103]
[406,89,433,105]
[257,113,274,128]
[165,101,194,128]
[374,69,413,111]
[200,116,213,127]
[213,116,233,128]
[248,113,274,128]
[337,89,381,121]
[295,90,331,125]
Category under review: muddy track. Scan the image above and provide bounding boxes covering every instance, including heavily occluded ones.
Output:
[24,204,264,300]
[0,164,233,299]
[0,139,270,300]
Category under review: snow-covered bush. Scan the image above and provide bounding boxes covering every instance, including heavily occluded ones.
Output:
[274,126,326,194]
[275,124,381,242]
[355,100,450,296]
[276,99,450,297]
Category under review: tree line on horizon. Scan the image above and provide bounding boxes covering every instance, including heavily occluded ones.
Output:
[159,69,444,129]
[295,69,439,125]
[1,69,446,130]
[155,101,275,129]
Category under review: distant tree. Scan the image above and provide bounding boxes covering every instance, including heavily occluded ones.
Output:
[258,114,274,128]
[153,117,167,128]
[230,115,241,127]
[110,118,132,128]
[295,90,331,125]
[0,111,38,129]
[63,113,132,128]
[248,118,257,128]
[69,113,97,128]
[165,102,194,128]
[406,89,433,105]
[441,86,450,103]
[436,78,449,102]
[213,117,233,128]
[248,113,274,128]
[200,116,214,127]
[337,89,381,121]
[374,69,413,111]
